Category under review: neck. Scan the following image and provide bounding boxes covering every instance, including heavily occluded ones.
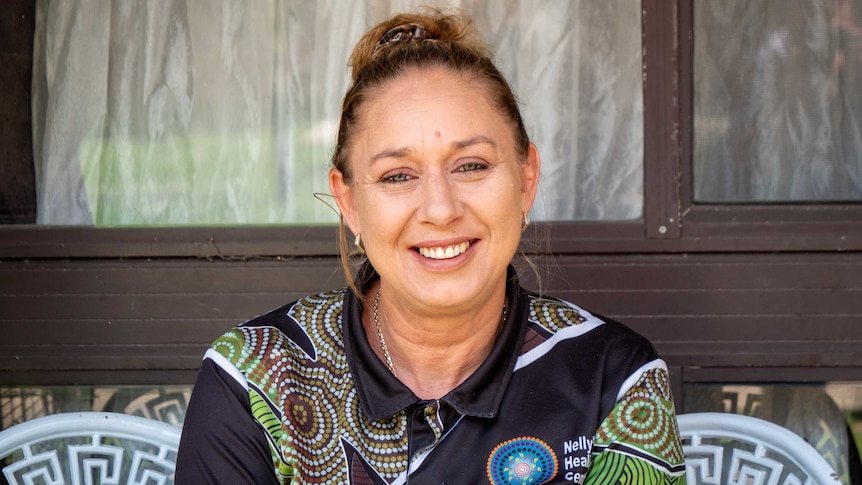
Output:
[365,283,508,399]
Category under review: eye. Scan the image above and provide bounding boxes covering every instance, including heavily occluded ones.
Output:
[380,171,413,184]
[455,160,489,173]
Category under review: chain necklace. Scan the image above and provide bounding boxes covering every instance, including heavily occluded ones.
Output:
[372,288,397,377]
[371,288,509,378]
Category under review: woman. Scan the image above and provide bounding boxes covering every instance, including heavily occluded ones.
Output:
[176,9,685,484]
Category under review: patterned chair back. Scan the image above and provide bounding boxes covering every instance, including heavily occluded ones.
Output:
[0,412,180,485]
[679,412,841,484]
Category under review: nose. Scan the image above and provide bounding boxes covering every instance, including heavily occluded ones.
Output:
[416,170,463,226]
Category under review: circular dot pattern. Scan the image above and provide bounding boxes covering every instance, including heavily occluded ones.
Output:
[217,289,410,483]
[596,368,684,464]
[528,297,586,332]
[487,437,557,485]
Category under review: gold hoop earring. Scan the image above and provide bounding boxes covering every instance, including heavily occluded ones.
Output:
[521,212,531,231]
[354,233,365,254]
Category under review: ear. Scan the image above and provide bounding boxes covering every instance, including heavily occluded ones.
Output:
[520,143,541,214]
[329,168,360,235]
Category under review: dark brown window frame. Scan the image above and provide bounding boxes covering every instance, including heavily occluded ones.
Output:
[643,0,862,255]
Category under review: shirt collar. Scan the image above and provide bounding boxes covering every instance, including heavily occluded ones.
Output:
[343,266,528,421]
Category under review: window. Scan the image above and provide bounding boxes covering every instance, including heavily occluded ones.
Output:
[31,0,643,226]
[693,0,862,203]
[671,0,862,255]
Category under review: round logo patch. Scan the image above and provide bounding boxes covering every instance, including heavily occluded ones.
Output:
[487,437,558,484]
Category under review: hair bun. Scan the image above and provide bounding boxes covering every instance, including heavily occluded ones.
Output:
[348,8,488,81]
[371,23,433,58]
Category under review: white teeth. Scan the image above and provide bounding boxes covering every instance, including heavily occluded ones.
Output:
[419,241,470,260]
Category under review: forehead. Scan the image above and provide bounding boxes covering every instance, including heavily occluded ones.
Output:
[373,65,486,100]
[354,66,512,146]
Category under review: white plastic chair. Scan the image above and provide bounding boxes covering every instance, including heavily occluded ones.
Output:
[0,412,181,485]
[678,412,841,485]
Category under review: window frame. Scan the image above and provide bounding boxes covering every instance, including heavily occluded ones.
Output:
[670,0,862,254]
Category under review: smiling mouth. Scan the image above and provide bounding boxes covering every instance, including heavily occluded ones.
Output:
[417,241,472,260]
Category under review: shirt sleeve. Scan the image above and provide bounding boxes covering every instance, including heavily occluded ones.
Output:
[583,361,687,484]
[175,357,280,485]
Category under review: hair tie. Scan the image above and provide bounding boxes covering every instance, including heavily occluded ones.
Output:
[372,23,431,57]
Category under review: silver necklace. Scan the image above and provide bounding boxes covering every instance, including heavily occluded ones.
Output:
[371,288,509,378]
[372,288,397,377]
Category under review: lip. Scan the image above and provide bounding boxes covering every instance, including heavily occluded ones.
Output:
[413,239,476,262]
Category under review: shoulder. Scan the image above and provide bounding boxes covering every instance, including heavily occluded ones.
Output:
[209,288,348,369]
[517,293,659,371]
[243,288,348,331]
[523,293,654,350]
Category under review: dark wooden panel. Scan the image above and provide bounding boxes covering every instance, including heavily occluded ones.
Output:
[0,257,346,378]
[0,226,343,258]
[555,288,862,317]
[0,257,345,294]
[682,367,862,384]
[642,0,681,239]
[530,253,862,290]
[8,315,856,348]
[0,344,206,371]
[1,319,236,346]
[16,282,855,321]
[5,221,862,259]
[1,252,860,383]
[528,253,862,373]
[657,341,861,367]
[624,316,862,342]
[0,369,199,386]
[0,294,311,320]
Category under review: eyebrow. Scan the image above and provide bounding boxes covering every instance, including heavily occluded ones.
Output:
[368,136,497,164]
[369,147,411,165]
[452,136,497,151]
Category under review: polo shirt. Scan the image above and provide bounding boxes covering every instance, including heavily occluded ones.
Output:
[176,271,685,484]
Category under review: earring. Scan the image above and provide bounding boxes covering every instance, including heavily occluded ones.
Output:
[354,233,365,254]
[521,212,531,231]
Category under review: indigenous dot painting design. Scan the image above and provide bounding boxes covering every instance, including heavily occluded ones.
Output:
[594,367,684,467]
[528,297,586,334]
[211,289,409,484]
[487,437,558,485]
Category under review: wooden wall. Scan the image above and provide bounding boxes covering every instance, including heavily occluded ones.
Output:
[3,251,860,400]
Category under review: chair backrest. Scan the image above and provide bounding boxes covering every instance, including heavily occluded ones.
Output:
[678,412,841,485]
[0,412,181,485]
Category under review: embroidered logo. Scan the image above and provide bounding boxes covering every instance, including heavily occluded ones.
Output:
[487,437,558,484]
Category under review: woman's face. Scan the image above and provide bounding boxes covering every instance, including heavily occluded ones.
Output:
[330,67,539,314]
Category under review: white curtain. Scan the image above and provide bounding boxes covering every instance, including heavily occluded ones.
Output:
[694,0,862,202]
[33,0,643,225]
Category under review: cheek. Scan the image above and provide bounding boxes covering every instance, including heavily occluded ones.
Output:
[355,192,407,236]
[480,195,520,230]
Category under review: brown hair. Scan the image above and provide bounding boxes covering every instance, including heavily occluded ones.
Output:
[332,8,531,298]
